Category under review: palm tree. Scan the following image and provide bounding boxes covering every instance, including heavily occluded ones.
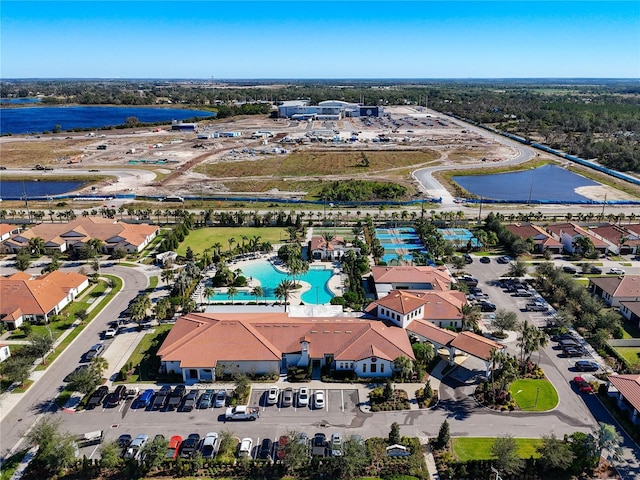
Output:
[28,237,45,256]
[461,304,481,331]
[227,286,238,305]
[227,237,236,254]
[393,356,415,381]
[203,286,214,305]
[251,286,264,304]
[517,320,548,371]
[274,279,295,312]
[161,269,174,285]
[507,260,528,279]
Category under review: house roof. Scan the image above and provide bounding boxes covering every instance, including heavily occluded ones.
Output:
[546,223,609,247]
[0,271,88,317]
[3,217,158,249]
[367,289,466,320]
[0,224,19,236]
[370,266,452,290]
[449,332,504,361]
[590,275,640,298]
[157,313,415,368]
[408,319,457,345]
[310,236,346,252]
[589,224,640,247]
[505,224,563,248]
[620,301,640,317]
[607,374,640,412]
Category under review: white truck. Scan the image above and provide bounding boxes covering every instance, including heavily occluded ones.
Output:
[225,405,260,421]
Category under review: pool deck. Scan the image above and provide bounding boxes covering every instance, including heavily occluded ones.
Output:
[210,254,344,306]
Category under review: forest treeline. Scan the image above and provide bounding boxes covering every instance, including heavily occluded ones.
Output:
[2,79,638,172]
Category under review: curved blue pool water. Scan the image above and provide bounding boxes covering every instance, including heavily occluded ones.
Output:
[211,261,335,304]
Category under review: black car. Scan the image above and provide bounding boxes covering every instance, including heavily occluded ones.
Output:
[167,384,186,410]
[259,438,274,460]
[64,364,89,382]
[118,434,133,449]
[563,347,583,357]
[463,253,473,264]
[86,386,109,409]
[179,434,201,458]
[480,302,497,312]
[575,360,599,372]
[105,385,127,408]
[479,257,491,264]
[181,389,199,412]
[197,390,214,409]
[562,265,577,274]
[152,385,172,410]
[552,333,577,342]
[590,266,603,274]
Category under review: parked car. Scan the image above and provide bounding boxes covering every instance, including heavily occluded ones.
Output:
[214,389,226,408]
[515,288,533,297]
[167,384,186,410]
[313,390,325,409]
[608,268,626,275]
[563,347,583,357]
[181,389,199,412]
[312,433,327,456]
[197,389,214,409]
[87,386,109,409]
[136,389,155,409]
[117,434,132,449]
[153,386,171,410]
[479,256,491,264]
[165,435,182,460]
[525,302,548,312]
[330,433,343,456]
[238,437,253,458]
[479,301,497,312]
[105,385,127,408]
[259,438,274,461]
[124,434,148,460]
[200,432,219,459]
[573,376,594,393]
[281,388,293,407]
[179,433,201,458]
[575,360,600,372]
[267,386,280,405]
[85,343,104,361]
[552,333,577,342]
[497,255,513,264]
[590,266,603,274]
[562,265,577,274]
[463,253,473,264]
[64,364,89,382]
[104,328,117,339]
[298,387,310,407]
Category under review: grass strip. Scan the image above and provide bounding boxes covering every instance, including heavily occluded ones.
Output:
[0,449,29,480]
[510,378,559,412]
[452,437,542,461]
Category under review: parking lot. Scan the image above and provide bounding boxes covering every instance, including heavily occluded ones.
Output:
[249,387,359,414]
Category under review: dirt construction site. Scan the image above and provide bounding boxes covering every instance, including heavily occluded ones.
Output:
[2,105,635,204]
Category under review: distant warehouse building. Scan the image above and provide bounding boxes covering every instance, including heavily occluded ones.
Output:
[171,120,198,131]
[278,100,381,120]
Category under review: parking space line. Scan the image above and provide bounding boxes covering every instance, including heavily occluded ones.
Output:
[341,390,344,412]
[325,389,328,412]
[254,437,260,459]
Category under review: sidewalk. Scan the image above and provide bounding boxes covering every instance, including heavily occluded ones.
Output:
[0,285,112,423]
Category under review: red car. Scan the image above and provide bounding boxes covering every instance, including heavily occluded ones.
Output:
[165,435,182,460]
[573,376,593,393]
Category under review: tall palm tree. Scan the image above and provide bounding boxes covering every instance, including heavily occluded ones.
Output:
[227,237,236,254]
[393,356,415,381]
[274,279,294,312]
[251,286,264,304]
[203,286,215,305]
[227,286,238,305]
[161,269,174,285]
[461,304,481,331]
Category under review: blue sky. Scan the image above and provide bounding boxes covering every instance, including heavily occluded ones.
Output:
[2,1,639,78]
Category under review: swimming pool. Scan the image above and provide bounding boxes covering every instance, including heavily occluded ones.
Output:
[211,261,336,304]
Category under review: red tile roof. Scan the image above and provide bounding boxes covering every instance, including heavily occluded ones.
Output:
[1,271,88,317]
[590,275,640,298]
[310,236,346,252]
[368,290,466,320]
[608,374,640,412]
[450,332,504,361]
[407,319,457,345]
[546,223,609,247]
[157,313,415,368]
[505,224,562,248]
[370,266,452,290]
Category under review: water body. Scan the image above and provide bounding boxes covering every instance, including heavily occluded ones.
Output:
[0,180,88,199]
[0,106,215,134]
[1,98,42,104]
[452,164,600,202]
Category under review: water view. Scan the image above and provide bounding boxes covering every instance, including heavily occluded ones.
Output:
[0,180,88,199]
[211,261,335,304]
[452,164,600,202]
[0,106,215,134]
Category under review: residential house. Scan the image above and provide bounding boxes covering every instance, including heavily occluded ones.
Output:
[309,236,360,261]
[588,224,640,255]
[0,271,89,329]
[0,344,10,363]
[369,266,453,299]
[607,374,640,425]
[589,275,640,307]
[2,217,159,254]
[157,312,415,382]
[546,223,609,255]
[0,224,20,242]
[620,301,640,327]
[365,289,467,329]
[505,223,563,254]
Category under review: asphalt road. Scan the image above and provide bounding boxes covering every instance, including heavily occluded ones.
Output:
[0,266,149,458]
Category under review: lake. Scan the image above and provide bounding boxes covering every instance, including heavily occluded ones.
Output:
[452,164,600,202]
[0,180,88,200]
[0,106,215,134]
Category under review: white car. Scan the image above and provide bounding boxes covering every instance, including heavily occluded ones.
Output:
[297,387,310,407]
[266,386,279,405]
[608,268,626,275]
[200,432,219,459]
[104,328,117,339]
[313,390,325,409]
[330,433,343,456]
[238,437,253,458]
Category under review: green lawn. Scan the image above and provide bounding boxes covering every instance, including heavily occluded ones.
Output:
[120,324,173,382]
[452,437,542,461]
[176,227,288,256]
[510,378,559,411]
[0,449,28,480]
[614,347,640,366]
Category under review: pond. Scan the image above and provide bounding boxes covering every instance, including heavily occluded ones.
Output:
[0,179,88,199]
[452,164,600,202]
